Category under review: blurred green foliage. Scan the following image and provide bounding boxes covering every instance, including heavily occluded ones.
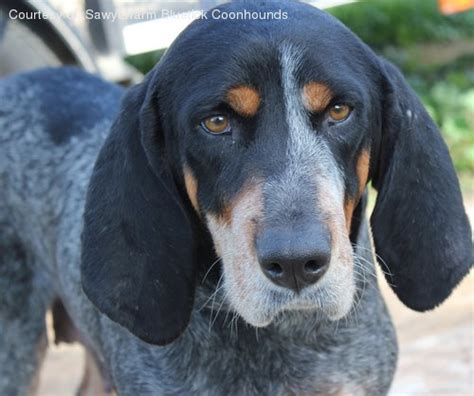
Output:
[126,49,166,74]
[126,0,474,176]
[330,0,474,49]
[408,57,474,174]
[330,0,474,176]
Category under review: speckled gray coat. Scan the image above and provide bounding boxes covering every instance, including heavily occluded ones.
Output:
[0,68,397,396]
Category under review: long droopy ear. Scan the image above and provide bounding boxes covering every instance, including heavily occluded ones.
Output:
[371,58,472,311]
[81,74,197,345]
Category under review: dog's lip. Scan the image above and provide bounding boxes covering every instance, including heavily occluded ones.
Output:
[240,311,273,328]
[241,300,323,328]
[275,296,325,316]
[260,292,325,317]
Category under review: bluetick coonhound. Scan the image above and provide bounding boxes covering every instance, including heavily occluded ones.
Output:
[0,1,472,395]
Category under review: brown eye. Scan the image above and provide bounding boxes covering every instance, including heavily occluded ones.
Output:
[202,115,231,134]
[328,104,351,122]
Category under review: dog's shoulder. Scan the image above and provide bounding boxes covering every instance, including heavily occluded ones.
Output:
[0,67,124,146]
[0,68,124,239]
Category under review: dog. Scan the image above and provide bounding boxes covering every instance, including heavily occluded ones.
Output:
[0,1,472,395]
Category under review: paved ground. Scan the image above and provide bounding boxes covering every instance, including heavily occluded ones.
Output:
[37,196,474,396]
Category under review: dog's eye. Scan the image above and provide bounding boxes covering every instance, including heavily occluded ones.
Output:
[201,115,231,134]
[328,104,351,122]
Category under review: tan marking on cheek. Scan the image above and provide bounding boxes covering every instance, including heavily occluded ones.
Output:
[219,203,233,226]
[226,86,261,117]
[356,149,370,197]
[183,166,199,213]
[226,183,264,291]
[302,82,333,113]
[219,186,255,225]
[219,183,262,226]
[344,199,355,232]
[344,149,370,232]
[207,182,263,270]
[313,167,354,269]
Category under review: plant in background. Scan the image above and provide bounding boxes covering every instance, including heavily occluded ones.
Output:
[330,0,474,49]
[330,0,474,177]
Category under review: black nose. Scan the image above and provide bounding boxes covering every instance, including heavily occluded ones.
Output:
[256,225,331,292]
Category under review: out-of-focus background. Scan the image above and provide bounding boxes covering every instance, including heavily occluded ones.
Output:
[0,0,473,395]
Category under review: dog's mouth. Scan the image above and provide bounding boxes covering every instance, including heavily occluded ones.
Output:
[204,209,356,328]
[241,293,328,328]
[199,252,356,329]
[235,266,355,328]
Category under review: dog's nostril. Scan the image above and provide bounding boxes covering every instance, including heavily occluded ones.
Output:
[267,262,283,276]
[304,259,320,273]
[303,253,330,275]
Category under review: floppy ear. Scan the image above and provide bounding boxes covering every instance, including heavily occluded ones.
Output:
[81,75,197,345]
[371,58,472,311]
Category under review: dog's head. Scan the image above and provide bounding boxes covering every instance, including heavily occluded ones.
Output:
[81,1,472,345]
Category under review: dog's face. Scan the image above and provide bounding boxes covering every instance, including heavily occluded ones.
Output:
[154,3,380,326]
[82,1,472,345]
[167,27,376,326]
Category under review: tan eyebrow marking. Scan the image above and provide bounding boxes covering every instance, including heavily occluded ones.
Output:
[302,82,333,113]
[183,166,199,213]
[226,86,261,117]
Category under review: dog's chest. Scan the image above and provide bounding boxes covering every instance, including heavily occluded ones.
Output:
[102,291,396,395]
[152,318,374,396]
[162,342,363,395]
